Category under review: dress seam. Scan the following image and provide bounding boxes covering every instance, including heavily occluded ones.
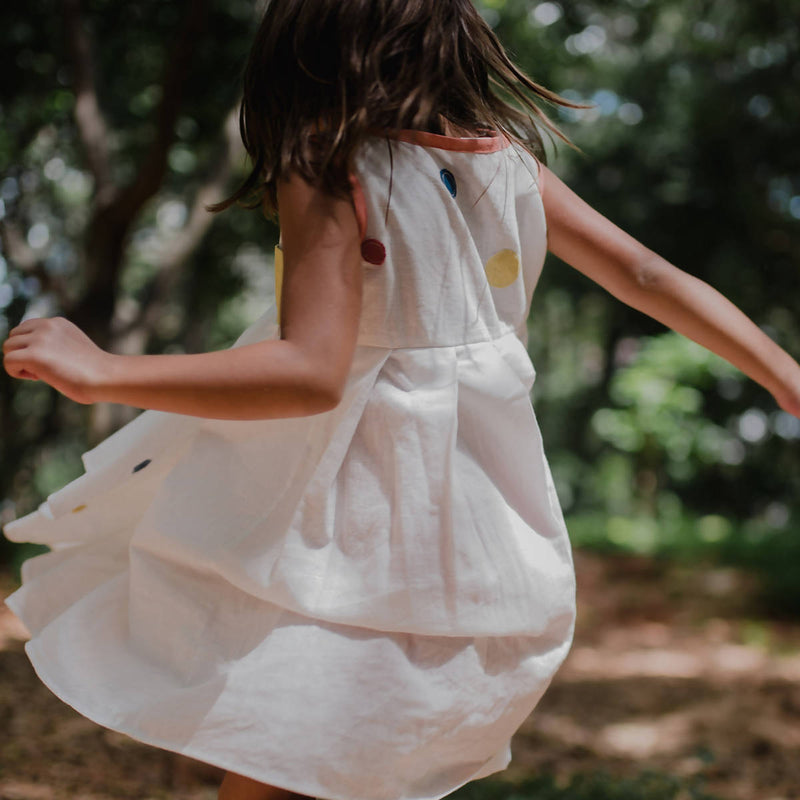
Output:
[355,326,523,351]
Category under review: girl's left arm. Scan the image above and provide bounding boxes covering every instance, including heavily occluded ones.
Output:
[539,163,800,418]
[2,173,363,421]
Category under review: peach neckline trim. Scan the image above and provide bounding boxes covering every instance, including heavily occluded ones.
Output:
[380,129,511,153]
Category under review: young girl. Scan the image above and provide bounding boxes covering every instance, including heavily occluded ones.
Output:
[3,1,800,800]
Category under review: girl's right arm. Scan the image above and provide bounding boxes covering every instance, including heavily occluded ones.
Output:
[539,164,800,418]
[2,174,363,420]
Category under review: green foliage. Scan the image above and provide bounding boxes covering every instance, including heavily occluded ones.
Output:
[549,330,800,612]
[591,333,741,476]
[454,771,724,800]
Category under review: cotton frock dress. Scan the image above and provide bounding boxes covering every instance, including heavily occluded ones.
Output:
[4,130,577,800]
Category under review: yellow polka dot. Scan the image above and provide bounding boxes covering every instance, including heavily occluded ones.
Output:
[274,244,284,320]
[71,504,87,513]
[485,249,520,288]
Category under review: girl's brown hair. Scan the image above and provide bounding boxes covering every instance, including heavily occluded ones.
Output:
[210,0,586,218]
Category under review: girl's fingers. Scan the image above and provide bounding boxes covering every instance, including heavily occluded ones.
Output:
[12,368,39,381]
[8,317,47,336]
[2,333,32,353]
[3,351,39,381]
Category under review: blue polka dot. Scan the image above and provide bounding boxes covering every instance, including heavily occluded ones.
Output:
[440,169,457,198]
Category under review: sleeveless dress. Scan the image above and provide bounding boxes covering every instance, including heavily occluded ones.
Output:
[3,130,577,800]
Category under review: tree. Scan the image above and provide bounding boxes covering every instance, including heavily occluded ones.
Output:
[0,0,277,561]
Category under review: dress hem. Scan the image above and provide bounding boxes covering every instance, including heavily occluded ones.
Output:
[20,636,512,800]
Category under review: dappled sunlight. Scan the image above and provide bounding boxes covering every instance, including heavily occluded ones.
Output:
[560,623,800,682]
[597,712,695,759]
[565,644,708,680]
[0,780,58,800]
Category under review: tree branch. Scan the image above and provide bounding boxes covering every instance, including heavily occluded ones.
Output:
[111,105,242,347]
[65,0,209,348]
[118,0,209,220]
[62,0,115,203]
[157,108,242,276]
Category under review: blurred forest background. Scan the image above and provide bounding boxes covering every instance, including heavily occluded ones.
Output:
[1,0,800,798]
[1,0,798,605]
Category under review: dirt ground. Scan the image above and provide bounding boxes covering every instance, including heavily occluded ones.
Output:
[2,550,800,800]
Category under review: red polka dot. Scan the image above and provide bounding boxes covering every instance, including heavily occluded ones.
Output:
[361,238,386,266]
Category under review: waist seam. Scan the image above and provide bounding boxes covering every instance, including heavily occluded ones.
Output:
[355,326,523,351]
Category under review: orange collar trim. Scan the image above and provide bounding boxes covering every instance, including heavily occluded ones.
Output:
[377,129,511,153]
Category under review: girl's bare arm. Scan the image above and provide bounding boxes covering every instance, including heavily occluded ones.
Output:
[2,174,363,420]
[540,163,800,417]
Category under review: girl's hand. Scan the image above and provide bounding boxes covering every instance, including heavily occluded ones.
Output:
[2,316,110,404]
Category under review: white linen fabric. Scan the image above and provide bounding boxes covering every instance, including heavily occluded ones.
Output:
[4,131,577,800]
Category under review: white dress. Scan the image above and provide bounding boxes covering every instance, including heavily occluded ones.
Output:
[4,130,577,800]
